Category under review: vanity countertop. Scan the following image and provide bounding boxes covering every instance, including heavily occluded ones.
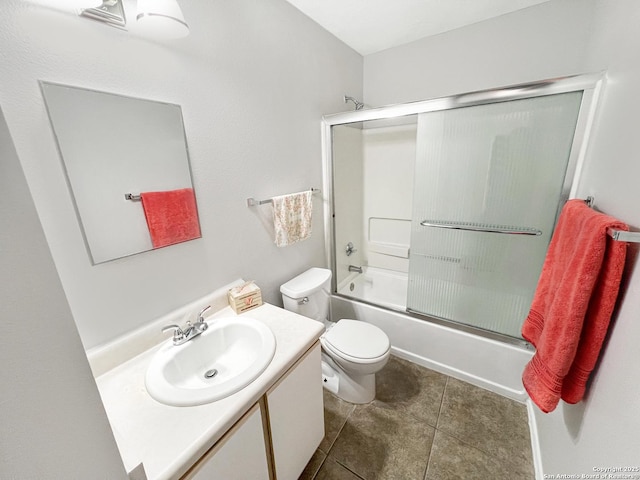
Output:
[94,303,324,480]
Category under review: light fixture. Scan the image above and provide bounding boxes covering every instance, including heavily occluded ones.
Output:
[80,0,127,29]
[66,0,103,9]
[136,0,190,39]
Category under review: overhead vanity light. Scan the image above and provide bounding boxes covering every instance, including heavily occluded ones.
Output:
[66,0,103,8]
[136,0,190,39]
[80,0,127,29]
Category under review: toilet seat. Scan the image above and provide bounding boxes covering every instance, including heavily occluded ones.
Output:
[321,320,390,365]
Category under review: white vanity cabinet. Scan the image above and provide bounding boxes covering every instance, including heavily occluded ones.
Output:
[93,302,327,480]
[182,403,270,480]
[267,343,324,480]
[181,342,323,480]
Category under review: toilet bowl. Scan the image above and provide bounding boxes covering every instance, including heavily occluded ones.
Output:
[280,267,391,404]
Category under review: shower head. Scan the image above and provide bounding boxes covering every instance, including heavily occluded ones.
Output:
[344,95,364,110]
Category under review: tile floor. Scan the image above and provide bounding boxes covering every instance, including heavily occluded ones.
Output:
[299,355,534,480]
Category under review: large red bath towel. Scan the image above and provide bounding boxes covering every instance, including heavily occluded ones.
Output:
[522,199,627,413]
[140,188,201,248]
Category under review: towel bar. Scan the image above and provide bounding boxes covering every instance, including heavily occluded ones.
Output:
[125,193,141,201]
[607,228,640,243]
[585,196,640,243]
[246,188,321,207]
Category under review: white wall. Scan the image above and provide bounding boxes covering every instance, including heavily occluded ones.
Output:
[0,0,362,348]
[0,108,127,479]
[363,0,594,108]
[363,0,640,474]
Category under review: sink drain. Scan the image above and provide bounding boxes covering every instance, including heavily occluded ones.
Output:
[204,369,218,379]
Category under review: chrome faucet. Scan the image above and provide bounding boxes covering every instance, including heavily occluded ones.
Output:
[162,305,211,346]
[348,265,363,273]
[346,242,357,256]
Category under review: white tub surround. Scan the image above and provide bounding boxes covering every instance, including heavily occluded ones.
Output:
[89,294,324,480]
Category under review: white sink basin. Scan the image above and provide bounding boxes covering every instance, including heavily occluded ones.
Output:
[145,316,276,406]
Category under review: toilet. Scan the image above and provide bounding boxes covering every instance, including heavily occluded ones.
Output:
[281,267,391,404]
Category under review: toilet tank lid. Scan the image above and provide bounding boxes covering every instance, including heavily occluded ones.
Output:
[280,267,331,298]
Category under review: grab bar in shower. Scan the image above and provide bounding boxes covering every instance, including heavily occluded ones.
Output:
[419,220,542,236]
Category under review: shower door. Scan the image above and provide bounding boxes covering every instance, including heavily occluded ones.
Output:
[407,92,583,338]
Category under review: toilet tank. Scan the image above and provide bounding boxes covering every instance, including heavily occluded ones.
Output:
[280,268,332,322]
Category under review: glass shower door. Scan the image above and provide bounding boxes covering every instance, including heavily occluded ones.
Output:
[407,92,583,338]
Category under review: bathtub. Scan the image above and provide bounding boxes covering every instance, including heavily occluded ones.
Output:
[334,266,533,401]
[338,266,408,311]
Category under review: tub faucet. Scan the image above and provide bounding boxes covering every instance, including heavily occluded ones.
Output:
[348,265,363,273]
[162,305,211,346]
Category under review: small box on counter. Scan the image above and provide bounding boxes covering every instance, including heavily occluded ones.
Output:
[228,281,263,314]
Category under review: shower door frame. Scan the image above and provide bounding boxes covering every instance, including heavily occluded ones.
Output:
[321,73,604,347]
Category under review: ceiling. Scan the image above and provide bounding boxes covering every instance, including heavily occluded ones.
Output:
[284,0,551,56]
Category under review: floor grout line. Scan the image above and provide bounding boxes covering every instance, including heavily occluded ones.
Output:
[436,375,449,428]
[309,453,326,480]
[318,396,356,456]
[423,375,449,479]
[335,459,367,480]
[323,403,366,479]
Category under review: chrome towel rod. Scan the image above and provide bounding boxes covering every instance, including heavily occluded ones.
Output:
[246,188,321,207]
[585,196,640,243]
[125,193,141,201]
[607,228,640,242]
[419,220,542,236]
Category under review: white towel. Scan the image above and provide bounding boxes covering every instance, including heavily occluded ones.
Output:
[272,190,313,247]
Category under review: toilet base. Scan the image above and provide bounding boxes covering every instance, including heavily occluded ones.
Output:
[321,355,376,404]
[321,360,340,395]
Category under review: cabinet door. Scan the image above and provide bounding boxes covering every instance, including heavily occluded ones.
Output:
[182,403,270,480]
[267,343,324,480]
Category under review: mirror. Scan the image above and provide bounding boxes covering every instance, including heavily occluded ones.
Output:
[41,82,201,264]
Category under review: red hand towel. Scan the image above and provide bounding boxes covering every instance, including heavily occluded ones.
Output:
[521,199,627,413]
[140,188,201,248]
